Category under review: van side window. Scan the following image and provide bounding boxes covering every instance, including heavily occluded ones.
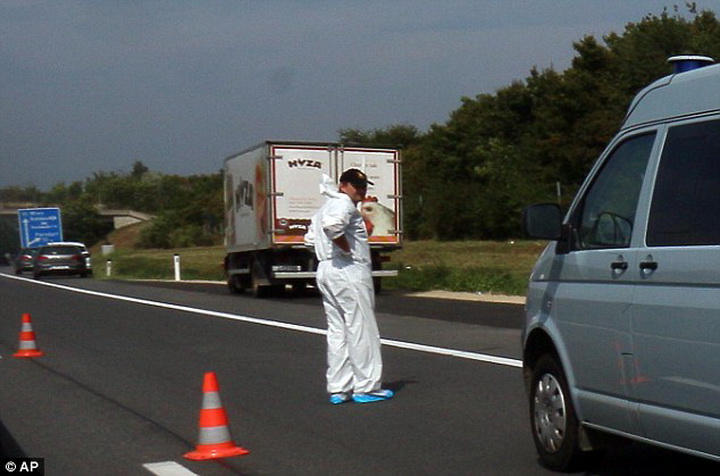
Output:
[574,133,655,250]
[647,119,720,246]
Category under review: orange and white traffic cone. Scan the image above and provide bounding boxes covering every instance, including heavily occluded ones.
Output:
[13,313,43,358]
[184,371,249,460]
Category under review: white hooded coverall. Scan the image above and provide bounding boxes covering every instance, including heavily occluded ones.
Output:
[304,176,384,394]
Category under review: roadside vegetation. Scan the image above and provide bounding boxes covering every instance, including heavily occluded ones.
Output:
[91,222,544,296]
[388,240,544,295]
[93,242,543,296]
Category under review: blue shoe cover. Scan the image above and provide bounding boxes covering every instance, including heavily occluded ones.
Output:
[330,393,352,405]
[352,389,394,403]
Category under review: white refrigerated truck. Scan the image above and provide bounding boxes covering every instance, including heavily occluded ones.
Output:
[223,141,402,297]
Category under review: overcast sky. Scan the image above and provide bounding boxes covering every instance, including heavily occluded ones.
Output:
[0,0,705,190]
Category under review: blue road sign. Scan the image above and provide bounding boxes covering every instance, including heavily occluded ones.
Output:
[18,208,63,248]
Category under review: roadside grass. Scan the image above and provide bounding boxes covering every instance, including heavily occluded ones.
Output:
[97,246,226,281]
[384,240,546,296]
[93,236,546,296]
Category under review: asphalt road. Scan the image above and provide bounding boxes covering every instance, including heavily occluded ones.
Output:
[0,269,718,475]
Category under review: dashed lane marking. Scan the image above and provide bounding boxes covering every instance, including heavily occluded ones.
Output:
[144,461,198,475]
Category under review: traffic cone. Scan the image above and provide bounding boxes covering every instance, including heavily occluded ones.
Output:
[13,313,43,358]
[184,371,249,460]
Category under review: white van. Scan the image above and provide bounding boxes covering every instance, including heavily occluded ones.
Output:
[522,55,720,471]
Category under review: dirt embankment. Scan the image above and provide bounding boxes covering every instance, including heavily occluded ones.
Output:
[90,221,147,254]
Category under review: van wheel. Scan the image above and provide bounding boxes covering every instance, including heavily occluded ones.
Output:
[529,354,601,471]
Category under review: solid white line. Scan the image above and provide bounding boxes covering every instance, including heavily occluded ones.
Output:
[1,273,523,368]
[381,339,522,368]
[143,461,198,475]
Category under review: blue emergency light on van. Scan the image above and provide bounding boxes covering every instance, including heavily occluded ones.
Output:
[668,54,714,73]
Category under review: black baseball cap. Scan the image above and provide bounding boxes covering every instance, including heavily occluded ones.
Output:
[339,168,374,187]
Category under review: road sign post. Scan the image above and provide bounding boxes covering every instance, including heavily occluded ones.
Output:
[17,208,63,248]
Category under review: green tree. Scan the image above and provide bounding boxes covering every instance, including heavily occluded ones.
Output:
[46,181,84,204]
[410,5,720,240]
[0,185,44,203]
[131,160,150,179]
[62,198,114,245]
[0,218,20,257]
[135,173,223,249]
[338,124,422,148]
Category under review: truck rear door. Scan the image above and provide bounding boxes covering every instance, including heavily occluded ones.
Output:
[270,144,334,245]
[340,147,401,246]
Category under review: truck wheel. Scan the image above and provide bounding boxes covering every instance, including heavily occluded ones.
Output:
[529,354,602,471]
[251,277,264,297]
[373,277,382,294]
[252,282,283,298]
[291,281,307,295]
[227,275,246,294]
[251,274,281,298]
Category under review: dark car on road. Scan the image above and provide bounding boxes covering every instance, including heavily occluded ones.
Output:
[14,247,39,274]
[32,243,92,279]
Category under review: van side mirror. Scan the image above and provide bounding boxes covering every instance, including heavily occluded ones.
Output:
[522,203,563,240]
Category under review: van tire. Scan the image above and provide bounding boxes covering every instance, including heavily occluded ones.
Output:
[529,354,602,471]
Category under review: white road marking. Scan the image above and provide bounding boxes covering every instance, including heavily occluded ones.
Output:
[144,461,198,475]
[2,273,523,368]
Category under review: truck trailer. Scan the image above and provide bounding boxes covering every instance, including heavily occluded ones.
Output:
[223,141,402,297]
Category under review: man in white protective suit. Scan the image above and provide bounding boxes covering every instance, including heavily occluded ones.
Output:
[304,169,395,404]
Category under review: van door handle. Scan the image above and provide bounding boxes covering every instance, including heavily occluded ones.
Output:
[611,260,628,271]
[639,260,658,271]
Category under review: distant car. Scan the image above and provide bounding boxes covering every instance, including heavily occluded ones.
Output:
[32,243,92,279]
[14,248,39,274]
[46,241,92,272]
